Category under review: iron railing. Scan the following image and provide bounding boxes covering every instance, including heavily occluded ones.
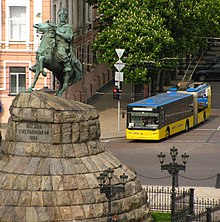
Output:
[145,186,220,222]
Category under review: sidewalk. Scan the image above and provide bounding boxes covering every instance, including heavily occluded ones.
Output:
[90,82,131,140]
[98,107,126,140]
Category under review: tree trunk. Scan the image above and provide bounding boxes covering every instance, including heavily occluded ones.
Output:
[164,71,172,86]
[150,73,157,96]
[159,70,165,92]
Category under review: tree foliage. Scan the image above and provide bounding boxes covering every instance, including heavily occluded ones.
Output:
[86,0,98,6]
[92,0,220,84]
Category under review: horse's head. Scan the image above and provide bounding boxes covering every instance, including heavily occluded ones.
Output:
[33,20,56,34]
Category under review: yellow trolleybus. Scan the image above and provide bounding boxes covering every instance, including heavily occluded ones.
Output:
[126,82,211,140]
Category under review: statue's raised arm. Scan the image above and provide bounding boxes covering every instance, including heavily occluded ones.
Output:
[28,7,83,96]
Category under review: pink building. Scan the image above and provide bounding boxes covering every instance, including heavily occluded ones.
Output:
[0,0,112,128]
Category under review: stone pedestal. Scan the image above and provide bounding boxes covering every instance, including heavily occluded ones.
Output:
[0,92,151,221]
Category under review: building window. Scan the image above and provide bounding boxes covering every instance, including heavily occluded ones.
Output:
[9,6,26,40]
[85,3,92,24]
[9,67,26,94]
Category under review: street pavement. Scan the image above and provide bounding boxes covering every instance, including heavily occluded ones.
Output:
[90,82,220,201]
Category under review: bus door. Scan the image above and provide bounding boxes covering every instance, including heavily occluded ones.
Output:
[192,93,198,126]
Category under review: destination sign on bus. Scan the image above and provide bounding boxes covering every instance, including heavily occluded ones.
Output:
[131,112,159,117]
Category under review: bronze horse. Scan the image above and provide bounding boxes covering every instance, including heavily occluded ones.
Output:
[28,21,83,96]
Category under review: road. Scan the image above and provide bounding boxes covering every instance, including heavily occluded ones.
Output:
[103,81,220,188]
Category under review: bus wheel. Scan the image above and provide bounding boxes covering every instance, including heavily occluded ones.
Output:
[185,120,189,132]
[165,128,170,139]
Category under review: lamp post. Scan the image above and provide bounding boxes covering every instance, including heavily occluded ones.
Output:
[97,168,128,222]
[157,146,189,222]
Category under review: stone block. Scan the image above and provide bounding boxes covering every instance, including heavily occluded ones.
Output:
[18,191,31,206]
[36,108,53,122]
[52,124,62,144]
[42,192,57,206]
[31,191,44,206]
[62,123,72,143]
[71,205,85,219]
[60,206,73,220]
[24,158,41,175]
[56,191,71,205]
[61,159,77,175]
[50,159,63,175]
[51,176,64,190]
[83,204,95,219]
[4,120,15,141]
[26,207,38,222]
[14,207,26,221]
[41,176,52,191]
[36,159,50,175]
[20,108,37,121]
[62,144,76,158]
[63,175,78,190]
[13,175,28,190]
[50,144,63,157]
[69,190,83,205]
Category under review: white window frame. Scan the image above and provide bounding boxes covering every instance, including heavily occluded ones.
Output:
[6,0,30,44]
[9,67,26,95]
[9,6,27,41]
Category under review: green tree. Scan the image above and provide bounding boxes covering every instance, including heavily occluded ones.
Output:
[93,0,220,85]
[153,0,220,56]
[86,0,98,5]
[93,0,174,84]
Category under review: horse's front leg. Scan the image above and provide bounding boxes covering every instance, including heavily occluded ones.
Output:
[38,55,47,77]
[28,56,44,92]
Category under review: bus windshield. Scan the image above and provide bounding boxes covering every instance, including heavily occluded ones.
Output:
[127,112,159,129]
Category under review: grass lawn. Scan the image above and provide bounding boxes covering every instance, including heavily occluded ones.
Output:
[151,212,171,222]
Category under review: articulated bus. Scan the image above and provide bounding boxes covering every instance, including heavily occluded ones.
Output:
[126,82,211,140]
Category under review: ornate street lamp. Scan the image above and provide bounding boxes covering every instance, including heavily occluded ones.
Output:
[97,168,128,222]
[158,146,189,222]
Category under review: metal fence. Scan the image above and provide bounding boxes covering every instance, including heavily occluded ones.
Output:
[145,186,220,222]
[192,198,220,222]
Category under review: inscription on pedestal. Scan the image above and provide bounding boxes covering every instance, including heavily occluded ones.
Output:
[16,122,51,143]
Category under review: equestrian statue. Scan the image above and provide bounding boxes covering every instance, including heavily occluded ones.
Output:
[28,8,83,96]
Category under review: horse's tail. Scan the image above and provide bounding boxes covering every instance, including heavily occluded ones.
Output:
[67,59,83,86]
[73,59,83,74]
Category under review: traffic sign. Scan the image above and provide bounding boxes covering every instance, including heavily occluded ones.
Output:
[115,72,124,81]
[114,59,125,71]
[115,49,125,59]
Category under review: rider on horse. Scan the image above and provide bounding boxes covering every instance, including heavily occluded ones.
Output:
[56,8,74,75]
[29,8,83,96]
[30,8,75,78]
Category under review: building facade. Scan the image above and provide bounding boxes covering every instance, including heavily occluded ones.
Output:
[0,0,112,127]
[0,0,52,126]
[51,0,113,102]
